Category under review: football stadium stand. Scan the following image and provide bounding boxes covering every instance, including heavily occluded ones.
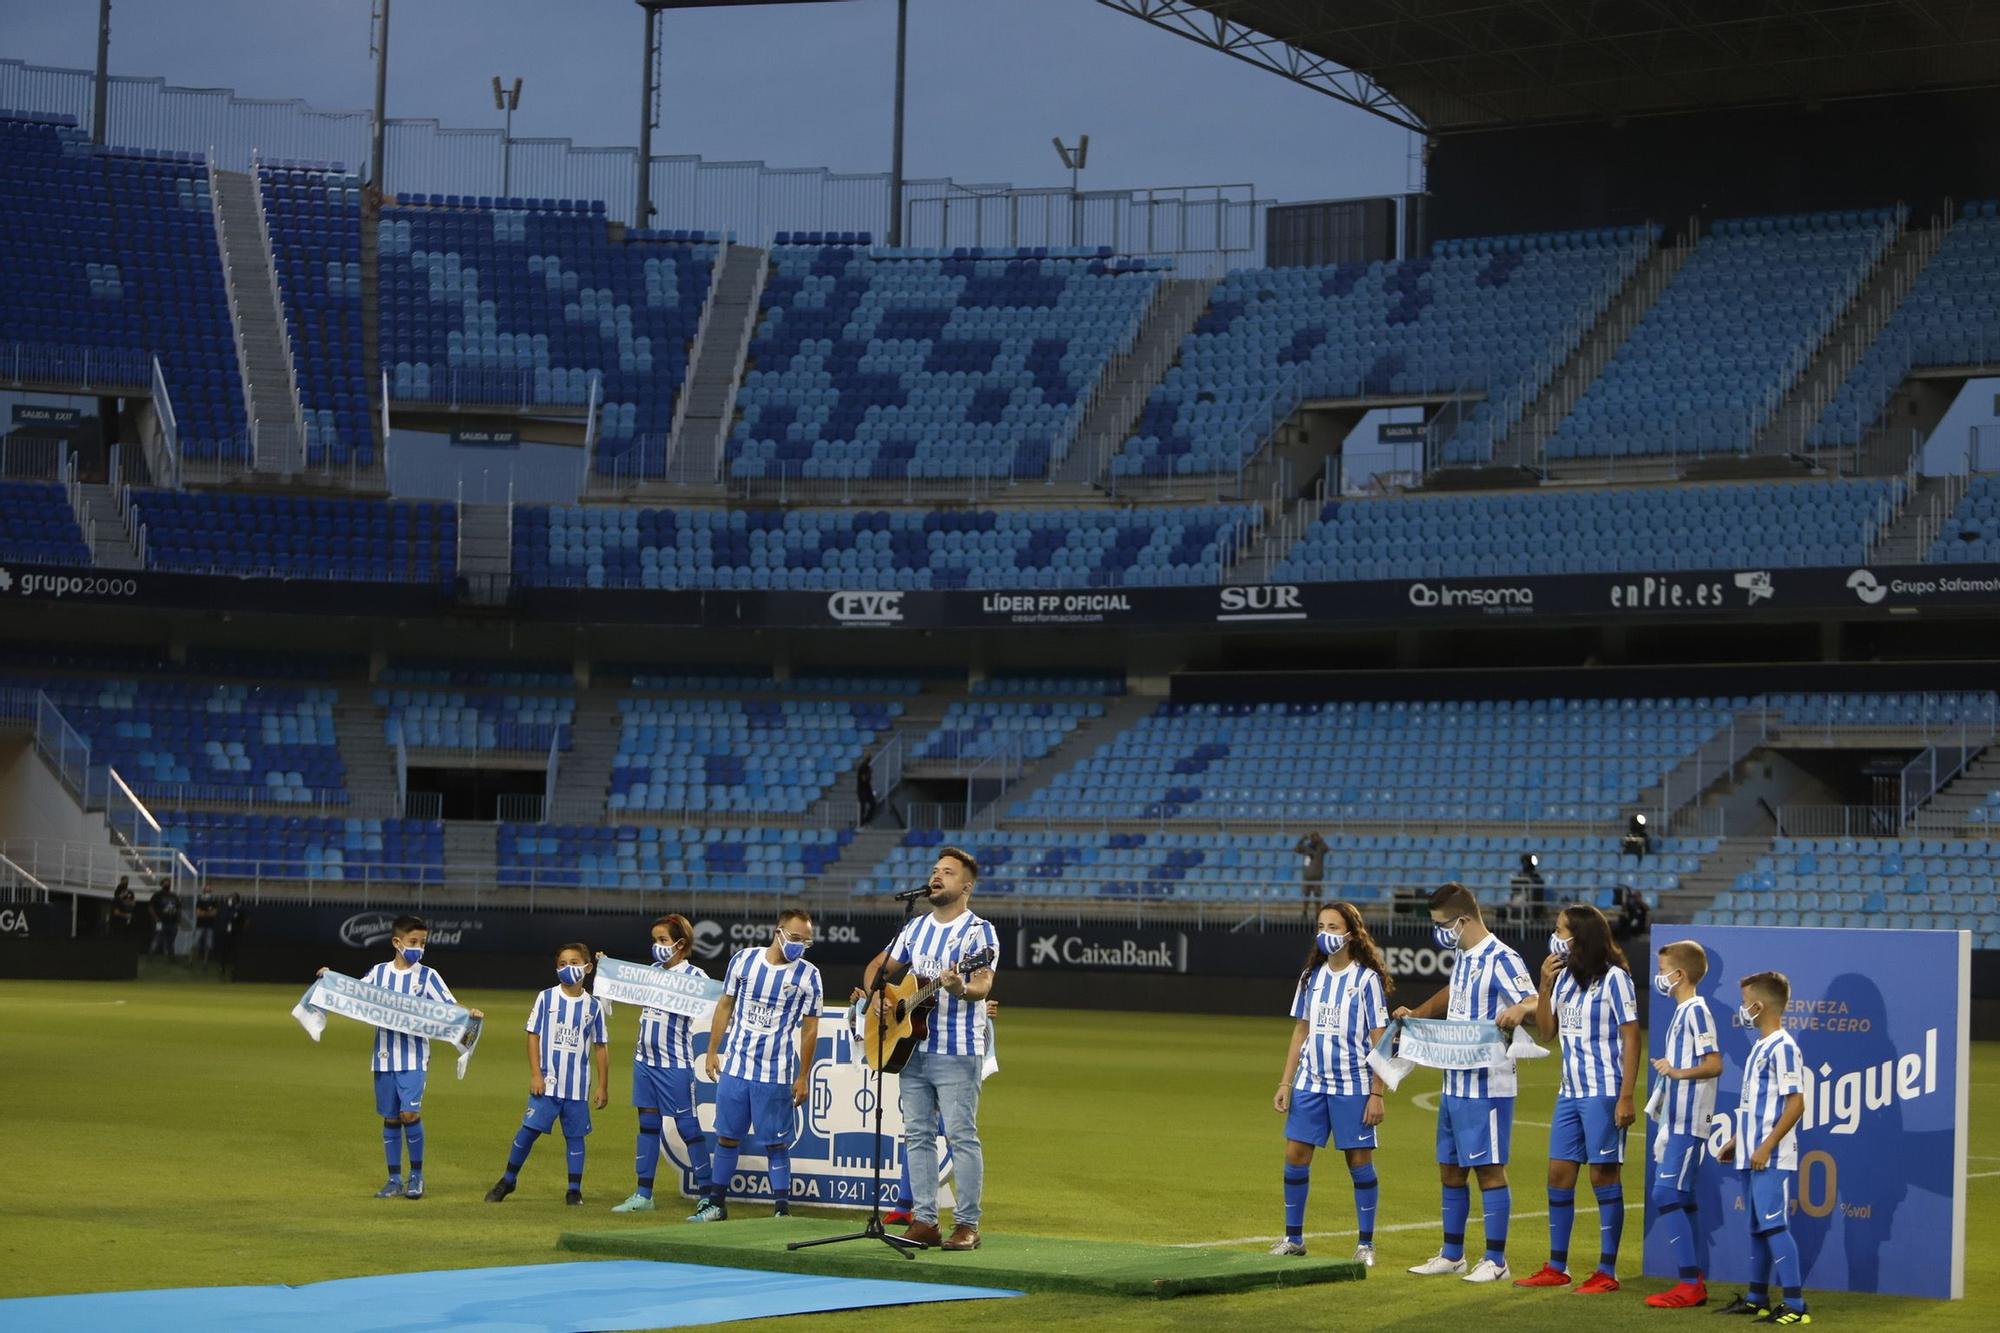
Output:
[608,695,900,815]
[258,164,371,467]
[0,480,92,566]
[127,489,457,584]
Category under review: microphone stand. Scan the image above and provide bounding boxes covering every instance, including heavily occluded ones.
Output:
[788,888,927,1257]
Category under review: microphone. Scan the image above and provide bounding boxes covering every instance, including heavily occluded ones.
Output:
[893,882,939,902]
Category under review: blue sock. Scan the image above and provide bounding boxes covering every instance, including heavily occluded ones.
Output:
[1481,1183,1511,1266]
[1766,1229,1804,1309]
[404,1119,424,1173]
[674,1113,712,1193]
[1441,1183,1471,1261]
[1747,1231,1772,1305]
[1282,1163,1311,1242]
[635,1112,662,1198]
[1593,1183,1623,1274]
[1349,1164,1378,1245]
[710,1141,741,1204]
[1685,1197,1707,1279]
[503,1125,540,1184]
[382,1121,402,1179]
[767,1145,793,1210]
[1654,1188,1699,1281]
[1547,1186,1575,1271]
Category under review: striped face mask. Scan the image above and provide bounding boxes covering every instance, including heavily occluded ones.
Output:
[558,964,586,987]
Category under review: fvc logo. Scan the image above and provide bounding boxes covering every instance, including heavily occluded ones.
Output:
[1848,569,1887,605]
[826,591,904,625]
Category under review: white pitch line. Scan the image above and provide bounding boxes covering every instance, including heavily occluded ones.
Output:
[1175,1200,1644,1250]
[1970,1170,2000,1180]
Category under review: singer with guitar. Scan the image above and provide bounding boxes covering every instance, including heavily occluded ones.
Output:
[858,847,999,1250]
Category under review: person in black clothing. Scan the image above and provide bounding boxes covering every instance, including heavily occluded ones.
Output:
[193,885,219,965]
[213,893,248,977]
[148,881,182,956]
[856,757,880,825]
[104,878,135,938]
[1292,831,1329,921]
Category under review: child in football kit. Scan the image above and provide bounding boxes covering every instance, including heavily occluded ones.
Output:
[1644,939,1724,1310]
[486,943,609,1206]
[1714,971,1810,1325]
[609,915,715,1215]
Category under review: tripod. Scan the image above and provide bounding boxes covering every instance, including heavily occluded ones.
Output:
[788,897,923,1258]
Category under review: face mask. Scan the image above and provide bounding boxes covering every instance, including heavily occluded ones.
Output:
[1737,1000,1761,1025]
[1316,930,1348,957]
[781,940,807,963]
[651,942,676,965]
[558,963,586,987]
[399,945,424,965]
[1548,934,1571,959]
[1432,920,1462,950]
[1654,969,1681,997]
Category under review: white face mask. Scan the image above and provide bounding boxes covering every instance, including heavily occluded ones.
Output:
[1737,1000,1762,1026]
[1654,969,1681,997]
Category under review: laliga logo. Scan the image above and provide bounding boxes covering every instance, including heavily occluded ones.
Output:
[827,591,903,625]
[1847,569,1887,605]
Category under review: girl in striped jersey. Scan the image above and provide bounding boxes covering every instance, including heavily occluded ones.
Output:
[1644,939,1723,1310]
[486,943,609,1206]
[1271,901,1391,1264]
[1514,904,1640,1295]
[610,915,717,1217]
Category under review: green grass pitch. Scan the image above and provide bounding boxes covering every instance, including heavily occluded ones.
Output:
[3,971,1996,1331]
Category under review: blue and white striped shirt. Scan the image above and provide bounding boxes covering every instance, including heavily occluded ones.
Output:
[362,960,456,1073]
[1736,1028,1805,1172]
[636,959,707,1068]
[1290,961,1389,1096]
[1658,995,1720,1136]
[888,910,1000,1058]
[1554,966,1639,1098]
[1443,932,1535,1098]
[721,947,823,1085]
[527,986,608,1101]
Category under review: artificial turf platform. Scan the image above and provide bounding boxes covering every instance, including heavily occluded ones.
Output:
[557,1216,1366,1299]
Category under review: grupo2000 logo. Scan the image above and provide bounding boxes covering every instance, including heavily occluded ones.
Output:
[0,566,140,600]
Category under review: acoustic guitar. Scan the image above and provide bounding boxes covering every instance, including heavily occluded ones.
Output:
[861,946,997,1073]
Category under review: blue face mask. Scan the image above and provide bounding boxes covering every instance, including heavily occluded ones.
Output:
[399,945,424,965]
[1654,969,1681,997]
[1316,930,1348,957]
[1432,920,1462,950]
[557,963,586,987]
[781,940,807,963]
[1548,934,1571,959]
[651,941,675,965]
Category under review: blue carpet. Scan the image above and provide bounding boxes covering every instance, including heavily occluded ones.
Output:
[0,1259,1021,1332]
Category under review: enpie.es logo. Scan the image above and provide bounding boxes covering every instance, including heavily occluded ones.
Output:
[1733,570,1774,605]
[1847,569,1887,605]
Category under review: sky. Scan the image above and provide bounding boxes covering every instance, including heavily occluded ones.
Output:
[0,0,1415,205]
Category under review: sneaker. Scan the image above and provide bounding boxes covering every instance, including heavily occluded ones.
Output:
[1713,1294,1769,1316]
[1647,1280,1710,1308]
[1463,1259,1511,1284]
[1408,1253,1468,1276]
[1354,1244,1376,1268]
[611,1192,656,1213]
[884,1207,913,1226]
[374,1178,404,1199]
[1751,1305,1810,1326]
[1268,1238,1308,1257]
[686,1199,728,1223]
[772,1201,791,1217]
[564,1189,583,1206]
[1574,1271,1621,1295]
[484,1178,516,1204]
[403,1173,425,1201]
[1513,1263,1572,1288]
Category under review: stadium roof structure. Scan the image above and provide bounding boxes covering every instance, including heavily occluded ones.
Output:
[1098,1,2000,134]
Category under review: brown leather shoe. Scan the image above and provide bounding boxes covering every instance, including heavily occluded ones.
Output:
[900,1220,941,1247]
[943,1223,981,1251]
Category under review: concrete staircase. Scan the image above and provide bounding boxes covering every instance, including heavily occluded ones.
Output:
[211,169,303,474]
[455,504,513,604]
[1752,222,1944,459]
[1867,473,1964,565]
[1907,748,2000,835]
[1054,277,1216,485]
[665,246,768,483]
[993,691,1158,815]
[1661,831,1777,923]
[550,691,624,822]
[1629,706,1775,832]
[1494,234,1694,471]
[825,823,910,894]
[76,483,143,570]
[332,685,402,817]
[443,820,497,886]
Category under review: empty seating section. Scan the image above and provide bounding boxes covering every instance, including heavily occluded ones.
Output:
[914,701,1103,763]
[497,823,851,891]
[163,811,443,882]
[1928,476,2000,563]
[379,659,573,688]
[1700,836,2000,946]
[1275,479,1891,581]
[1012,698,1733,824]
[611,696,899,815]
[729,245,1162,479]
[0,114,242,452]
[376,689,575,751]
[1549,210,1899,459]
[9,676,343,799]
[1814,202,2000,447]
[513,504,1253,589]
[0,481,90,565]
[258,165,370,465]
[1767,690,1996,729]
[628,670,922,695]
[378,200,715,475]
[866,828,1708,902]
[128,489,456,583]
[1117,228,1645,478]
[972,673,1125,696]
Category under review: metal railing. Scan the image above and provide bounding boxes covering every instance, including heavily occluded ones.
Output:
[0,837,196,900]
[664,243,732,456]
[0,339,151,394]
[0,689,94,801]
[996,801,1631,837]
[1651,709,1774,832]
[1048,277,1159,472]
[712,249,769,485]
[148,354,183,488]
[387,367,596,413]
[603,799,862,830]
[1774,805,1906,839]
[1900,738,1987,827]
[0,435,69,480]
[0,851,52,905]
[496,793,548,824]
[247,153,311,465]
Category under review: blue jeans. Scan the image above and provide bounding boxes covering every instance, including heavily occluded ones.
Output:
[899,1050,983,1227]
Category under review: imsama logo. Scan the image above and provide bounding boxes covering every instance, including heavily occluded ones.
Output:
[826,591,904,625]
